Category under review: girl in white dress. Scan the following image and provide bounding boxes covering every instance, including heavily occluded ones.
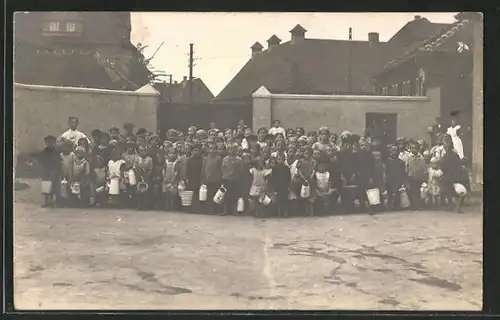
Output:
[446,118,464,159]
[107,148,126,206]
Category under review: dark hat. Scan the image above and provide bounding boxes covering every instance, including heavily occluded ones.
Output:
[44,135,57,142]
[351,134,360,143]
[450,110,460,117]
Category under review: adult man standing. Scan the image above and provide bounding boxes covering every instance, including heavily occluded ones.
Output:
[59,116,89,147]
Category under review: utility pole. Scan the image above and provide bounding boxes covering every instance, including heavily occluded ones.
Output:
[189,43,194,104]
[348,27,353,93]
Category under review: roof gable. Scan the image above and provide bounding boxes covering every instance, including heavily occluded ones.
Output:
[381,18,474,71]
[157,78,214,103]
[216,38,391,100]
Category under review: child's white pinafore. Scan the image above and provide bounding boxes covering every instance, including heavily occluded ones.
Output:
[287,159,299,200]
[427,167,443,196]
[108,159,125,195]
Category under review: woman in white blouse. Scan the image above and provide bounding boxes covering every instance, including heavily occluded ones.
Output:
[446,117,465,159]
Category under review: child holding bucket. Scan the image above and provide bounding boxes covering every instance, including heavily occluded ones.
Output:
[296,147,317,216]
[201,143,223,214]
[186,144,204,213]
[249,157,269,217]
[314,159,333,216]
[70,147,92,207]
[427,158,443,207]
[134,145,153,211]
[58,139,75,206]
[36,135,62,207]
[92,154,108,207]
[107,147,126,208]
[163,148,179,212]
[221,144,243,215]
[151,152,165,210]
[384,145,408,211]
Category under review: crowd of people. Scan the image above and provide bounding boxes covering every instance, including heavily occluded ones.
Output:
[32,116,471,216]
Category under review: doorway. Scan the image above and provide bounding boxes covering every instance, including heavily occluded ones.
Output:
[365,112,397,145]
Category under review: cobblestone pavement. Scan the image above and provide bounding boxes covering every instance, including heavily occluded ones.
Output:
[13,181,482,310]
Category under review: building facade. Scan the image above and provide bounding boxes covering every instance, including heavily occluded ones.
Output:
[14,12,150,90]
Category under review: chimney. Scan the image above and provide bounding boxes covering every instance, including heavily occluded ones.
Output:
[267,35,281,51]
[251,41,263,58]
[414,15,422,20]
[182,76,188,88]
[290,24,307,44]
[368,32,379,49]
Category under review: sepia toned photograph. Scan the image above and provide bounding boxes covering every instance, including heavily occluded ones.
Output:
[13,11,483,310]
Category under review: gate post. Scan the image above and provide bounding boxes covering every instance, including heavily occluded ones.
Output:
[252,86,272,130]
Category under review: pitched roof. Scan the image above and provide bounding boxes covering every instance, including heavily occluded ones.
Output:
[386,16,452,60]
[156,78,215,103]
[267,34,282,45]
[215,38,392,100]
[379,18,474,73]
[388,16,450,46]
[14,46,142,90]
[290,24,307,34]
[251,42,264,50]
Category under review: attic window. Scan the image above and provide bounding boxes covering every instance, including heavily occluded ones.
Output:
[48,21,60,32]
[66,22,76,32]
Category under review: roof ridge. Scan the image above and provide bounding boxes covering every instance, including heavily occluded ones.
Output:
[383,18,472,69]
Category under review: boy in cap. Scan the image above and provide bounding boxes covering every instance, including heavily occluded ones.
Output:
[122,123,136,141]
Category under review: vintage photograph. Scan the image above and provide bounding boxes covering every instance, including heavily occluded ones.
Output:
[13,12,483,310]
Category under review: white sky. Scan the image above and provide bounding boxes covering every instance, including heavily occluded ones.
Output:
[131,12,457,96]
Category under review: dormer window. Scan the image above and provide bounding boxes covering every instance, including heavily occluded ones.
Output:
[43,12,83,36]
[65,22,76,32]
[48,21,60,32]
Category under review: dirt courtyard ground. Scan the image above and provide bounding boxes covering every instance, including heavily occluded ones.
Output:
[13,180,482,310]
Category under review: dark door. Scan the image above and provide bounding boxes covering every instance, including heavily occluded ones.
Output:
[365,113,397,145]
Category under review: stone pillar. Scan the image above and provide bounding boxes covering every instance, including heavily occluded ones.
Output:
[472,16,483,188]
[252,86,272,130]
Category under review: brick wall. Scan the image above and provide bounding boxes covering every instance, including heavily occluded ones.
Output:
[14,83,159,156]
[253,87,440,142]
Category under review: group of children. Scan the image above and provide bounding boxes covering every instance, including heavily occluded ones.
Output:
[33,119,471,216]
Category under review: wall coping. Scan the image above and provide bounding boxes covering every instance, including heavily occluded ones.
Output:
[14,83,160,97]
[260,92,430,101]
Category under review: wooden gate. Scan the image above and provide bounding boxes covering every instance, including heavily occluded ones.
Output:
[158,101,253,136]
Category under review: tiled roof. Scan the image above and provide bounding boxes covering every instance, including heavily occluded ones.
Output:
[382,18,474,71]
[156,79,215,103]
[14,47,138,90]
[267,35,282,45]
[215,38,392,101]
